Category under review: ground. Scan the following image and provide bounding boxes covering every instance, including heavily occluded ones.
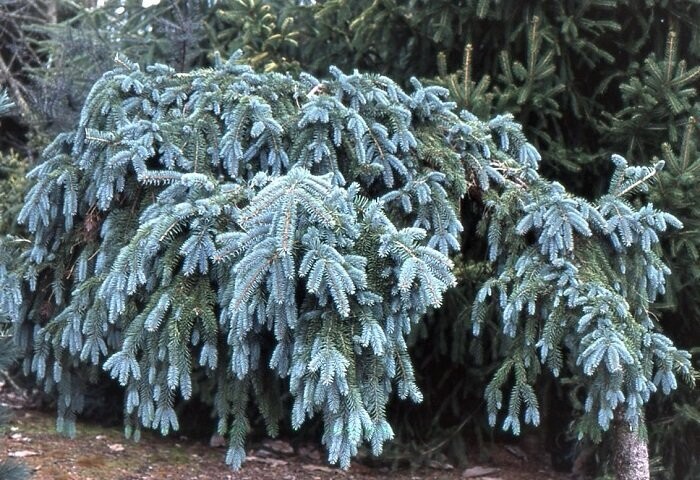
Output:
[1,385,573,480]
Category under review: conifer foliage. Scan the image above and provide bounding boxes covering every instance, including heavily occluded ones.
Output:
[472,152,693,441]
[0,88,26,236]
[4,55,468,468]
[0,55,692,471]
[0,88,29,480]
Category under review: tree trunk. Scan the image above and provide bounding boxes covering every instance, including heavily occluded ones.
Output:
[612,410,650,480]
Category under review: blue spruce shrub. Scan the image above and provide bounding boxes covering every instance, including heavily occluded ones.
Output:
[0,55,691,469]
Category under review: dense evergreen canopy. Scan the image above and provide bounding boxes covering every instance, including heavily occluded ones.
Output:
[0,1,698,477]
[0,54,692,470]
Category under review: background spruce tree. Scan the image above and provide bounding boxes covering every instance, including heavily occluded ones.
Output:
[0,0,222,149]
[0,149,26,238]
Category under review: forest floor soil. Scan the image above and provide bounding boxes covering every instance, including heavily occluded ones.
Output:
[1,385,573,480]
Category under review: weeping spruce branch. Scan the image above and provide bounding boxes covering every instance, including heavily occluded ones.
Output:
[0,55,692,469]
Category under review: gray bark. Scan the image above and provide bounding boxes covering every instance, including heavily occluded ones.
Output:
[612,410,650,480]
